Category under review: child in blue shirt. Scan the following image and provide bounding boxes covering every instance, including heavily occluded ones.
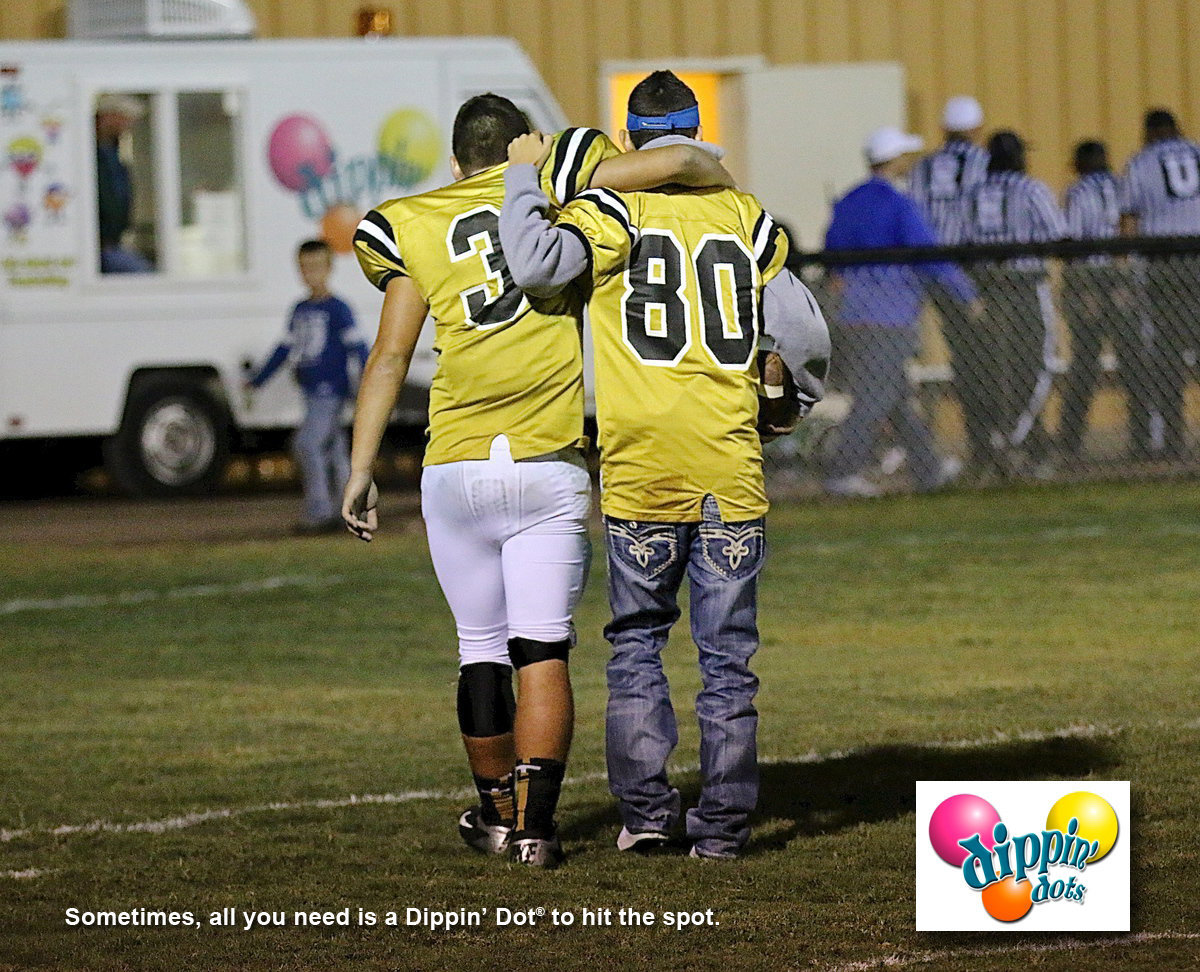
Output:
[248,239,369,532]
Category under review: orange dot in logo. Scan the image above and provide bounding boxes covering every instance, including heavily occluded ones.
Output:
[321,203,361,254]
[981,876,1033,922]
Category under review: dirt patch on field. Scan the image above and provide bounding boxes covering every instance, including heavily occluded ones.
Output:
[0,489,424,548]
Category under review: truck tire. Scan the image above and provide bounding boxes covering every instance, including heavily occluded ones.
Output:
[104,376,230,497]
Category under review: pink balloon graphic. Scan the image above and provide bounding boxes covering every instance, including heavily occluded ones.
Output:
[267,114,334,192]
[929,793,1001,866]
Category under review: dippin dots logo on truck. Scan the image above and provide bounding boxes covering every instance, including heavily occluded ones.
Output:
[915,780,1129,931]
[266,108,440,253]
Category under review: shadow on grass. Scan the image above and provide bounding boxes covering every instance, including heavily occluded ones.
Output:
[562,732,1122,854]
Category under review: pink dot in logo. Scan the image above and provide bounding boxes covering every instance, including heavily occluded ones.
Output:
[928,793,1001,866]
[267,114,334,192]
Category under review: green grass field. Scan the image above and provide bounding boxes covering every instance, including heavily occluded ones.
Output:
[1,482,1198,970]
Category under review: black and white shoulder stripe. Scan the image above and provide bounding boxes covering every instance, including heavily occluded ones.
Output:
[577,187,637,246]
[550,127,603,204]
[354,210,404,267]
[753,210,779,272]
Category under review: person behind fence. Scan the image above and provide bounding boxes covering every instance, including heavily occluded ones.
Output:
[956,130,1066,476]
[908,96,991,470]
[1059,140,1148,460]
[1119,108,1200,461]
[822,126,975,497]
[246,239,368,533]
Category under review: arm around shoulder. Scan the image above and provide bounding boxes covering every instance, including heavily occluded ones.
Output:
[499,161,589,297]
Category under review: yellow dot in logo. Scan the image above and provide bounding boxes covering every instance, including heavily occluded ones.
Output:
[377,108,441,187]
[1046,791,1119,862]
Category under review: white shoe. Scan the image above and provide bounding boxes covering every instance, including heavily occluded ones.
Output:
[878,446,908,476]
[616,826,670,853]
[510,834,565,868]
[926,456,962,491]
[458,807,511,854]
[689,844,738,861]
[824,474,882,498]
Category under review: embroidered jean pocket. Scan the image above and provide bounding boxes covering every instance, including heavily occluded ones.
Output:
[698,519,765,580]
[606,519,680,580]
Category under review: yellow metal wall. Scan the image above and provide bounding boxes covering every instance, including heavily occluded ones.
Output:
[5,0,1198,189]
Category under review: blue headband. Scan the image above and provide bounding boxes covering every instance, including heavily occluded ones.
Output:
[626,104,700,132]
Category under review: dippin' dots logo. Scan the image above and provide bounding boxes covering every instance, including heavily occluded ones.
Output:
[915,781,1129,932]
[929,791,1117,921]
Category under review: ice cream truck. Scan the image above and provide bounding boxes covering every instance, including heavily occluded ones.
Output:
[0,14,567,494]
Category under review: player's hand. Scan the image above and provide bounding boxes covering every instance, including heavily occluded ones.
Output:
[342,471,379,542]
[508,132,553,169]
[757,351,801,441]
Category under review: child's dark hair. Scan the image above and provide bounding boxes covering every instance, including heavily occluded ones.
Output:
[452,93,531,173]
[298,238,332,258]
[627,70,699,148]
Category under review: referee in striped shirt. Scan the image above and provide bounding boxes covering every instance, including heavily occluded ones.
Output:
[908,96,992,469]
[958,130,1066,474]
[1059,140,1148,459]
[1119,109,1200,460]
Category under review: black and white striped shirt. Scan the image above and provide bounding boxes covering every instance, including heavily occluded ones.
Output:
[1065,171,1120,266]
[908,138,990,242]
[958,171,1067,271]
[1120,136,1200,236]
[1065,171,1121,240]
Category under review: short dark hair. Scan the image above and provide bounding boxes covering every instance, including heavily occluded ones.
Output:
[1145,108,1180,141]
[1073,140,1109,175]
[626,70,698,148]
[298,238,332,258]
[452,93,530,174]
[987,131,1026,174]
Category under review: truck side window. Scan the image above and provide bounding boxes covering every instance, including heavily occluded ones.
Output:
[176,90,246,277]
[94,92,157,274]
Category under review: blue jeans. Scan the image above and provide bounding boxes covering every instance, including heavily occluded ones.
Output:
[603,495,765,857]
[100,245,153,274]
[294,393,350,524]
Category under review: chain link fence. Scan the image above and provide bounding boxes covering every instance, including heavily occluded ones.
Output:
[767,237,1200,497]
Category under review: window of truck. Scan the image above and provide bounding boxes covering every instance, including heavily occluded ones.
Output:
[93,87,246,279]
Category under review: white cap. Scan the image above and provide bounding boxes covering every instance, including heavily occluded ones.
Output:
[942,95,983,132]
[95,93,145,119]
[864,126,924,165]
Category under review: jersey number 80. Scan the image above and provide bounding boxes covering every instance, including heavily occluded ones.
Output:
[621,229,758,370]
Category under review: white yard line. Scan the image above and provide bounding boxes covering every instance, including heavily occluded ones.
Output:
[807,520,1199,556]
[0,575,345,616]
[0,723,1117,845]
[0,868,54,879]
[823,931,1200,971]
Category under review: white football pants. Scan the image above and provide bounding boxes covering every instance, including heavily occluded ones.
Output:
[421,434,592,668]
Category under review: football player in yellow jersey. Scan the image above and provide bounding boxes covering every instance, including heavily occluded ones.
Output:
[500,71,830,859]
[342,93,733,867]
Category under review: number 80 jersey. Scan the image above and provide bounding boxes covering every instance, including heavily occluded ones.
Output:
[354,128,620,465]
[555,184,790,522]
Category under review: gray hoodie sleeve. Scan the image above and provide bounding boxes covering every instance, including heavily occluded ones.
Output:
[499,164,590,298]
[762,269,831,415]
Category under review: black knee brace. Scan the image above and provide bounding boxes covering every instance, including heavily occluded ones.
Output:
[507,636,571,670]
[456,662,515,737]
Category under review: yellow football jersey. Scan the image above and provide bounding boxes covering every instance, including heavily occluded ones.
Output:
[354,128,620,465]
[555,184,790,522]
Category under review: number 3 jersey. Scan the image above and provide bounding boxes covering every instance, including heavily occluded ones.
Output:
[353,128,619,465]
[555,185,789,522]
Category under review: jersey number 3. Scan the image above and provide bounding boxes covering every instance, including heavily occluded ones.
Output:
[447,206,529,329]
[621,230,758,370]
